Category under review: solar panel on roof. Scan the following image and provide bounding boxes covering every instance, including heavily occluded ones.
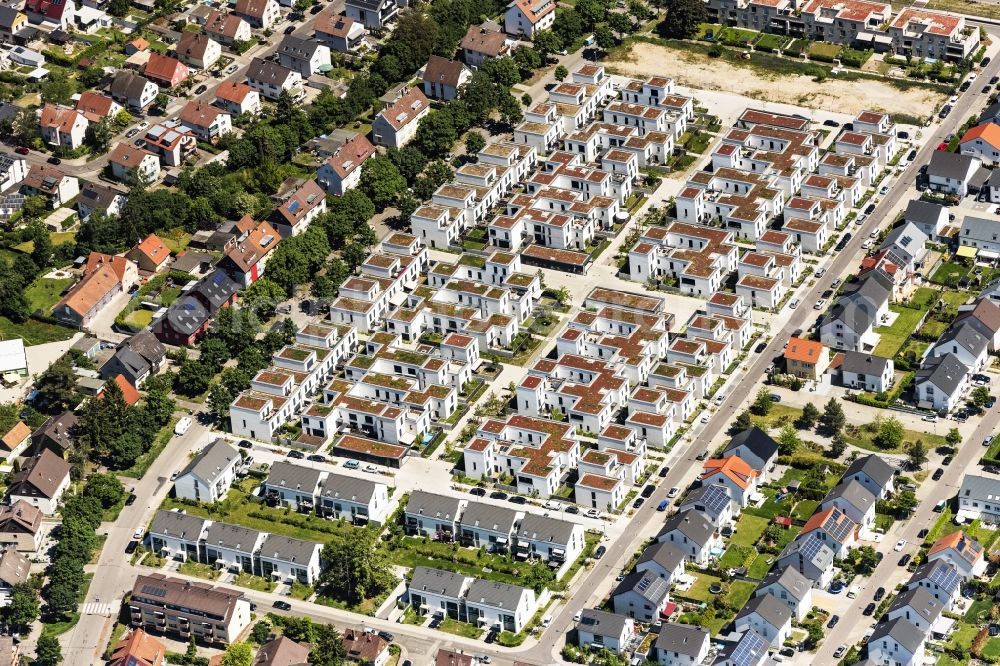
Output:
[731,631,767,666]
[797,533,826,562]
[927,562,961,593]
[141,584,167,597]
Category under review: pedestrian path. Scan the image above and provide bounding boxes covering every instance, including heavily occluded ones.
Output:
[81,600,117,616]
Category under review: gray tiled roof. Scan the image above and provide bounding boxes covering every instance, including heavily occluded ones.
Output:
[321,472,377,504]
[464,578,529,610]
[887,585,943,625]
[458,501,518,534]
[737,592,791,630]
[659,509,715,546]
[258,533,320,564]
[936,320,989,358]
[840,351,891,377]
[844,454,895,489]
[916,352,967,395]
[578,608,630,638]
[869,617,925,654]
[406,491,462,521]
[757,566,811,601]
[203,521,262,552]
[654,622,709,657]
[904,199,946,226]
[929,150,979,181]
[178,440,240,485]
[150,509,206,540]
[515,513,577,546]
[409,566,467,598]
[823,479,877,514]
[612,569,669,605]
[265,461,323,493]
[636,541,686,572]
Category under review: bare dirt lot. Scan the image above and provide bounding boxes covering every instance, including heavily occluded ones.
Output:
[609,41,947,117]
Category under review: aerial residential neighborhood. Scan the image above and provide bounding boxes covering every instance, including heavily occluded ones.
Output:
[0,0,999,662]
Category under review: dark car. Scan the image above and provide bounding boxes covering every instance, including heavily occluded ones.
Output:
[754,342,767,353]
[489,491,508,500]
[594,545,606,559]
[918,528,929,539]
[238,439,252,449]
[310,3,322,12]
[984,57,992,66]
[307,454,327,463]
[898,131,910,140]
[940,105,953,118]
[125,540,138,554]
[47,156,61,165]
[659,466,669,477]
[943,455,953,466]
[195,84,207,94]
[125,493,137,506]
[378,631,394,642]
[874,587,885,601]
[429,616,442,629]
[469,486,486,496]
[899,553,912,566]
[287,450,305,459]
[565,505,580,514]
[509,495,527,504]
[284,25,295,33]
[484,628,498,644]
[769,393,781,402]
[984,85,992,94]
[14,146,28,155]
[989,396,997,408]
[632,497,644,509]
[823,119,840,127]
[827,615,839,628]
[864,203,876,216]
[992,75,999,85]
[272,601,292,611]
[641,484,656,498]
[863,602,876,616]
[932,468,944,481]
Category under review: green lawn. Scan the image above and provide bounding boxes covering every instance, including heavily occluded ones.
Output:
[843,425,946,455]
[159,229,192,254]
[964,597,993,624]
[930,261,969,286]
[161,478,359,544]
[982,637,1000,660]
[874,305,927,358]
[808,41,842,59]
[24,277,73,314]
[439,618,482,639]
[731,514,769,547]
[747,554,774,579]
[234,572,276,592]
[0,316,75,345]
[179,560,219,580]
[909,287,939,309]
[719,544,755,569]
[750,404,803,431]
[791,499,819,522]
[685,573,723,602]
[124,309,154,329]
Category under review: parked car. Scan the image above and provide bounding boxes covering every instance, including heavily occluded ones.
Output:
[174,416,192,436]
[307,454,327,463]
[894,539,906,552]
[47,156,61,165]
[769,393,781,402]
[874,587,885,601]
[657,500,669,511]
[658,466,669,477]
[565,505,580,514]
[922,414,938,422]
[827,615,839,628]
[879,185,889,195]
[834,645,847,658]
[632,497,644,509]
[823,119,840,127]
[378,631,394,642]
[287,450,304,459]
[831,278,843,289]
[917,529,928,539]
[364,464,378,472]
[984,57,992,67]
[815,267,826,278]
[863,602,876,616]
[272,601,292,611]
[509,495,527,505]
[932,468,944,481]
[641,484,656,498]
[169,471,179,481]
[490,491,508,500]
[789,298,799,309]
[986,436,994,447]
[195,84,207,94]
[899,554,912,566]
[593,545,606,559]
[943,455,953,466]
[814,299,827,310]
[126,540,138,554]
[14,146,29,155]
[469,486,486,496]
[344,459,360,469]
[237,439,252,449]
[667,486,680,498]
[586,508,601,518]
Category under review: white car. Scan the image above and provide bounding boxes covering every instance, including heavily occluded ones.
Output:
[667,487,680,498]
[880,185,889,195]
[585,508,601,518]
[813,299,827,310]
[969,72,978,81]
[855,215,866,226]
[922,414,938,422]
[789,298,799,309]
[700,413,710,423]
[364,464,378,473]
[861,239,872,249]
[544,500,559,510]
[573,610,582,622]
[894,539,907,551]
[815,267,826,278]
[174,416,192,436]
[870,229,879,238]
[133,527,143,540]
[137,120,149,130]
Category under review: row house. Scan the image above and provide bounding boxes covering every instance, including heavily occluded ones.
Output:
[407,566,538,633]
[464,414,581,499]
[627,222,738,297]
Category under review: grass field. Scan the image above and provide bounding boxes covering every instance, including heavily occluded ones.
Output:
[930,261,969,286]
[731,515,769,547]
[24,277,73,314]
[0,316,75,345]
[874,305,927,358]
[124,309,154,328]
[178,560,219,580]
[843,424,946,455]
[808,41,842,60]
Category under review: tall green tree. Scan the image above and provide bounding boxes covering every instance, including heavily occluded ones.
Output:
[4,583,40,629]
[750,388,773,416]
[820,398,846,435]
[360,156,406,210]
[35,634,62,666]
[319,527,395,605]
[309,624,348,666]
[656,0,706,38]
[220,642,253,666]
[908,439,928,470]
